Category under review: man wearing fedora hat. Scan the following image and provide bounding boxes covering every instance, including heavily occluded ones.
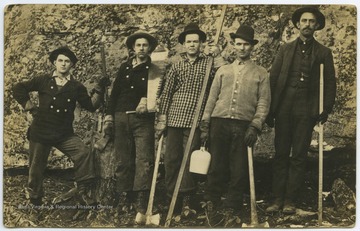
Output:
[265,7,336,214]
[157,22,215,217]
[200,24,270,226]
[103,31,163,214]
[12,46,110,208]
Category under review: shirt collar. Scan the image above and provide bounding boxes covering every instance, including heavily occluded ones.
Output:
[298,37,314,46]
[52,71,72,81]
[180,52,207,63]
[234,58,251,66]
[129,56,151,68]
[131,56,151,67]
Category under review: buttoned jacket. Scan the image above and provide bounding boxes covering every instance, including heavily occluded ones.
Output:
[13,74,97,143]
[269,38,336,118]
[202,60,270,131]
[107,58,163,115]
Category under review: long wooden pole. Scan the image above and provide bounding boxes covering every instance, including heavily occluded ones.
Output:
[100,42,109,106]
[247,146,259,225]
[145,135,163,225]
[213,5,227,45]
[318,63,324,226]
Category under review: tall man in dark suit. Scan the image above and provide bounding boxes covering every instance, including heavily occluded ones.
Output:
[266,7,336,214]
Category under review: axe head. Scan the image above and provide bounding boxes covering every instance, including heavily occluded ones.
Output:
[242,221,270,228]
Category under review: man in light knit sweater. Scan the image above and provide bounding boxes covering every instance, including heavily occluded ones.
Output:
[200,25,271,226]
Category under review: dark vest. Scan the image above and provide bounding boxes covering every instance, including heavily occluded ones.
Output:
[287,40,313,88]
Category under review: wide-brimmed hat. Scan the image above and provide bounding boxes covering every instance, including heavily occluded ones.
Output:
[230,25,259,45]
[292,7,325,30]
[49,47,78,65]
[178,23,207,45]
[126,31,158,53]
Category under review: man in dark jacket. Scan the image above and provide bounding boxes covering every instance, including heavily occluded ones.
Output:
[103,31,162,215]
[266,7,336,214]
[12,47,110,206]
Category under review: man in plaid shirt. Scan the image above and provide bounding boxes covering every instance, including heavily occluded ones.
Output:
[157,23,215,217]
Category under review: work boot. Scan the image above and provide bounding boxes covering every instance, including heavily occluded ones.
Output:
[73,179,97,221]
[283,200,296,215]
[116,191,136,214]
[135,191,148,214]
[205,200,224,227]
[266,198,283,213]
[181,195,196,218]
[76,179,97,206]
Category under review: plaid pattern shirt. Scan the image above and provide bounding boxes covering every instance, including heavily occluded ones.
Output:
[159,53,214,128]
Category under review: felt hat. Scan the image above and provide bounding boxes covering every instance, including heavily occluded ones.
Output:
[126,31,158,53]
[49,47,78,65]
[230,25,259,45]
[178,23,207,44]
[291,6,325,30]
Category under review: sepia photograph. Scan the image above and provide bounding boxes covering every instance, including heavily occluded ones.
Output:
[2,2,357,229]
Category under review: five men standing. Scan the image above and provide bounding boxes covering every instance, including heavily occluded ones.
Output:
[11,5,337,226]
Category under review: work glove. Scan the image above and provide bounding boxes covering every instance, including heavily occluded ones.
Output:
[24,100,39,116]
[244,126,258,147]
[136,97,148,114]
[317,110,329,124]
[103,115,114,136]
[98,76,111,88]
[199,120,210,144]
[89,77,110,101]
[155,114,167,138]
[92,76,111,95]
[265,115,275,128]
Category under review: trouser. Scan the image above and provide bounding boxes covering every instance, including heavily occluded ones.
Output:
[114,112,155,193]
[164,127,201,197]
[272,86,316,202]
[205,118,249,210]
[28,135,95,200]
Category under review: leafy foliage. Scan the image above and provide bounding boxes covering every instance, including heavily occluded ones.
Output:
[4,4,356,168]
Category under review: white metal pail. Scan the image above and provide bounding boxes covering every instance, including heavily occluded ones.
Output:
[189,147,211,174]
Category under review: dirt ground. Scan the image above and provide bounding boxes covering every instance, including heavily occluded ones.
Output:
[3,149,356,229]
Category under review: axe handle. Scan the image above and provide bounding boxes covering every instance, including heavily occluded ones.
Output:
[146,135,163,216]
[247,146,259,225]
[318,63,324,225]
